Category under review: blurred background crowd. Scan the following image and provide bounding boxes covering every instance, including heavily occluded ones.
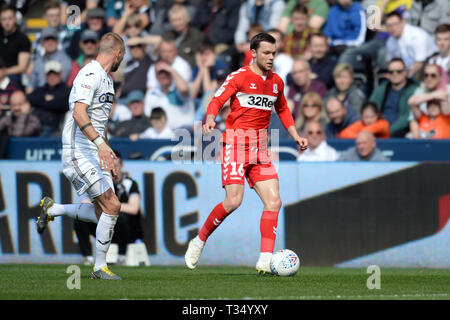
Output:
[0,0,448,158]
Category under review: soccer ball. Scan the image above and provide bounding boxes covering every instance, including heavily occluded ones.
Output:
[270,249,300,276]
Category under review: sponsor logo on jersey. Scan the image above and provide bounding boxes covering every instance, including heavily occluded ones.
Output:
[236,92,277,110]
[98,92,114,104]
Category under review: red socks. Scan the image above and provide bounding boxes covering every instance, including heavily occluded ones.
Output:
[199,204,279,254]
[260,211,279,253]
[199,202,230,242]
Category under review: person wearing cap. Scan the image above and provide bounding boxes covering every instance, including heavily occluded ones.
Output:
[145,58,195,131]
[120,36,153,98]
[191,39,229,100]
[67,7,112,60]
[26,26,72,94]
[27,60,71,137]
[32,1,74,59]
[67,29,100,87]
[0,5,31,85]
[111,90,150,137]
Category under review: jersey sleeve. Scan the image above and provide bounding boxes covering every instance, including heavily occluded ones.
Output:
[72,70,100,106]
[130,180,140,196]
[206,73,241,118]
[274,80,295,129]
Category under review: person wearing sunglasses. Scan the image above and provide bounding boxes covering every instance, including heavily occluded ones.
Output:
[369,57,418,137]
[297,120,339,161]
[408,63,450,138]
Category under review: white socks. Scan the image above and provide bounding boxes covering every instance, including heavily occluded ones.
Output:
[94,213,118,271]
[48,203,98,223]
[193,235,205,248]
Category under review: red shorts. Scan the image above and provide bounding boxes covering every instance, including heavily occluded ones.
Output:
[221,141,278,188]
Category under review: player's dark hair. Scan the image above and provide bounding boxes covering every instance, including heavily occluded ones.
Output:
[435,24,450,34]
[250,32,276,51]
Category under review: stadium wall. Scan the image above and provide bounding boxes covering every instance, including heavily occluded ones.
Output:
[0,161,449,268]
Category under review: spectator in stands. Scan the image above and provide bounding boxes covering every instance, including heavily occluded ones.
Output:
[234,0,285,54]
[408,64,450,135]
[145,59,195,131]
[338,130,389,161]
[0,5,31,85]
[0,90,41,137]
[340,101,390,139]
[192,0,240,49]
[32,1,73,58]
[426,24,450,77]
[27,61,70,137]
[74,149,144,266]
[66,29,99,88]
[120,36,153,99]
[385,11,437,79]
[409,98,450,139]
[322,0,366,58]
[113,0,152,34]
[407,0,450,36]
[112,90,150,138]
[286,58,327,119]
[297,121,339,161]
[369,58,418,137]
[324,97,359,138]
[151,0,200,36]
[294,92,327,135]
[283,3,314,60]
[323,62,366,115]
[146,39,192,91]
[267,29,294,84]
[67,7,111,60]
[162,4,205,69]
[0,57,21,117]
[190,40,228,101]
[278,0,329,34]
[132,107,175,140]
[26,27,72,94]
[307,32,338,89]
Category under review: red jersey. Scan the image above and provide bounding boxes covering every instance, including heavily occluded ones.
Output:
[207,66,295,137]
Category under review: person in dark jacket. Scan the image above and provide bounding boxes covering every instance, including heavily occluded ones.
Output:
[27,60,70,137]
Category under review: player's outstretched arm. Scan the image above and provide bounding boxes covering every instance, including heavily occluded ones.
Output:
[73,102,117,176]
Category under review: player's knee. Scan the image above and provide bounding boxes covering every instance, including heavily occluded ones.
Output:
[224,196,243,212]
[266,197,282,212]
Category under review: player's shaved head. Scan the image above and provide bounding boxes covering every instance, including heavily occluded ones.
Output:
[99,32,125,55]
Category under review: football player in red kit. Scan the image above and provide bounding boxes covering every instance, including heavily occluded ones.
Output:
[185,33,308,274]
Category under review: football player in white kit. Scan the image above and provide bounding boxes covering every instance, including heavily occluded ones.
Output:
[36,33,126,280]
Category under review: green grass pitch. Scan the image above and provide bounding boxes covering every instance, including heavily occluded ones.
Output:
[0,264,449,300]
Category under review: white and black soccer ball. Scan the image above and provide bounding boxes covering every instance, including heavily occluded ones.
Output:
[270,249,300,276]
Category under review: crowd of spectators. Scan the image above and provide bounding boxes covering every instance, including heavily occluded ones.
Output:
[0,0,449,162]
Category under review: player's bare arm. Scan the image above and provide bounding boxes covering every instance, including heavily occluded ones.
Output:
[202,114,216,135]
[72,101,117,175]
[287,126,308,151]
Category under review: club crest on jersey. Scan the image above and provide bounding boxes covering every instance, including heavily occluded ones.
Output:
[250,83,257,89]
[273,84,278,94]
[98,92,114,104]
